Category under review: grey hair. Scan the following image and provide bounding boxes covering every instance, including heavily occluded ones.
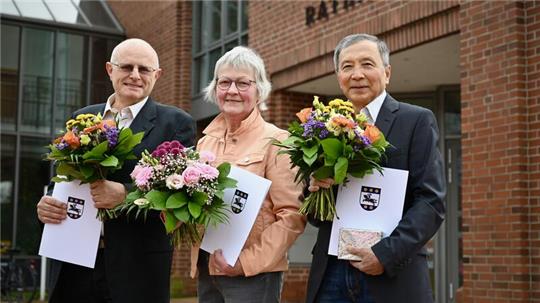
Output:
[204,46,272,104]
[333,34,390,72]
[110,38,160,68]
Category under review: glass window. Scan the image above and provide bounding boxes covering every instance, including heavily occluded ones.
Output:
[444,90,461,136]
[0,0,20,16]
[20,28,54,134]
[1,135,16,250]
[1,25,20,132]
[44,0,88,25]
[90,38,117,104]
[192,0,248,101]
[55,33,88,133]
[17,137,50,254]
[14,0,53,20]
[226,0,238,35]
[77,0,118,29]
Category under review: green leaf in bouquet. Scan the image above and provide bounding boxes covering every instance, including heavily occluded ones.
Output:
[281,135,302,146]
[217,177,237,190]
[100,155,119,167]
[173,206,190,223]
[324,154,336,166]
[302,152,317,166]
[125,189,143,203]
[217,162,231,181]
[51,175,70,182]
[57,162,84,180]
[188,201,202,219]
[320,138,343,160]
[334,156,348,184]
[166,192,188,209]
[302,144,319,158]
[117,127,133,143]
[145,190,170,210]
[163,211,179,233]
[83,141,108,160]
[80,165,94,179]
[192,191,208,205]
[313,165,334,180]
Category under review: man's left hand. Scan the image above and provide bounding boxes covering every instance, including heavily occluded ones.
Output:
[348,247,384,275]
[90,180,126,209]
[213,249,245,277]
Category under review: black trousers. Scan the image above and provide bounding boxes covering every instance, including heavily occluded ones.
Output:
[49,249,112,303]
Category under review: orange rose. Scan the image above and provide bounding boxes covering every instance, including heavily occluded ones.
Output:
[63,130,80,149]
[331,116,356,129]
[296,107,312,123]
[364,124,382,143]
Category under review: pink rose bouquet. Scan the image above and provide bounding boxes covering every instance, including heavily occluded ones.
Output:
[115,140,237,245]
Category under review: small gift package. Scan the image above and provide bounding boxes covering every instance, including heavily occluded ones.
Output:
[337,228,383,261]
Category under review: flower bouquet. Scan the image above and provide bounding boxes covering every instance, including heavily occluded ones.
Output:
[273,96,389,221]
[46,113,144,220]
[116,140,237,246]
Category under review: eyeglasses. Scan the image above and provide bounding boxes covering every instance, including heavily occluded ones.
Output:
[216,78,256,91]
[110,62,159,75]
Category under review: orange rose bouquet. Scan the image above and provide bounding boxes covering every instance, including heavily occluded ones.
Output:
[46,113,144,220]
[273,97,389,221]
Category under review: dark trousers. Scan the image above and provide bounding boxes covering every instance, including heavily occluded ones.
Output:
[315,256,376,303]
[49,249,112,303]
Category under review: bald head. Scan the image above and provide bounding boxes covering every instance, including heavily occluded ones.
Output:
[110,38,160,68]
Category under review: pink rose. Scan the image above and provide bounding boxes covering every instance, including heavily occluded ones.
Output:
[196,163,219,180]
[182,166,202,186]
[166,174,184,190]
[130,165,153,189]
[199,150,216,164]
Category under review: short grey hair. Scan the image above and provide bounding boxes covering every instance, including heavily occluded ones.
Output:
[204,46,272,104]
[333,34,390,73]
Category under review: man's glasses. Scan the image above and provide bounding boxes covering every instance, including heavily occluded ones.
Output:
[216,78,256,91]
[110,62,158,75]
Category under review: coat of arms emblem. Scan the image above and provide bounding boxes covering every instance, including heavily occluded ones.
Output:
[231,190,248,214]
[359,186,381,211]
[67,196,84,219]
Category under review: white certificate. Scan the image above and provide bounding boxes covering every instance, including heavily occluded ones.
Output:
[328,168,409,255]
[200,166,272,266]
[38,180,102,268]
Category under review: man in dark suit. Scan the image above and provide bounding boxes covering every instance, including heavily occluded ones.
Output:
[36,38,195,303]
[305,34,446,303]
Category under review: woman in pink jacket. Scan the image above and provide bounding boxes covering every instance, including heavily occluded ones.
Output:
[191,46,306,303]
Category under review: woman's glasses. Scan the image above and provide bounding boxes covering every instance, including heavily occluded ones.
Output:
[216,78,256,91]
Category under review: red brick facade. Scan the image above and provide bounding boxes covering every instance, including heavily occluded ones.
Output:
[108,0,540,301]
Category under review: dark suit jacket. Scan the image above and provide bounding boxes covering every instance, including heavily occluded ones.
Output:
[47,98,195,303]
[306,94,446,303]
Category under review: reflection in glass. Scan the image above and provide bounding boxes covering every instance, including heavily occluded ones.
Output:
[55,33,87,133]
[211,1,221,42]
[44,0,87,25]
[226,0,238,35]
[21,28,54,134]
[77,0,119,30]
[90,38,117,104]
[0,0,20,16]
[17,137,50,254]
[1,135,16,249]
[14,0,53,20]
[1,25,20,132]
[241,0,248,30]
[208,49,221,84]
[444,91,461,136]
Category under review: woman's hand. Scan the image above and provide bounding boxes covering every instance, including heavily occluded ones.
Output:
[213,249,245,276]
[37,196,67,224]
[308,176,334,192]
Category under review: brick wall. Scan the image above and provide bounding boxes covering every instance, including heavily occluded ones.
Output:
[460,1,535,301]
[107,0,192,112]
[526,1,540,301]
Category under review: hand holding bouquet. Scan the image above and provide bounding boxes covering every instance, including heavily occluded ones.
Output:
[117,140,237,246]
[273,96,389,221]
[46,113,144,220]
